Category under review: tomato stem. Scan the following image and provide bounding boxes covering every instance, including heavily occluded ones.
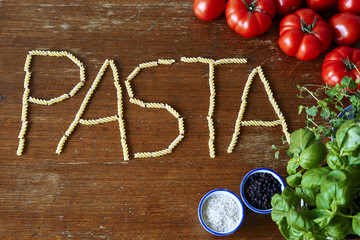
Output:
[300,17,318,35]
[242,0,264,22]
[341,57,359,71]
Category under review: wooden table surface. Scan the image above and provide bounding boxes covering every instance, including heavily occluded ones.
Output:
[1,1,358,239]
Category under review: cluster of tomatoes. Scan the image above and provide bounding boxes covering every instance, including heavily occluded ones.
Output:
[193,0,360,89]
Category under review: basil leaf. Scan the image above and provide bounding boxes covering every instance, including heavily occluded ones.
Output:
[271,194,289,224]
[301,167,330,189]
[335,118,358,150]
[348,155,360,165]
[312,208,333,228]
[352,212,360,236]
[299,141,327,169]
[326,141,340,155]
[288,227,307,239]
[277,217,290,239]
[287,157,300,175]
[286,208,313,231]
[321,170,354,208]
[306,106,318,117]
[287,172,302,187]
[316,193,331,210]
[326,216,352,239]
[296,187,319,207]
[288,129,316,155]
[339,124,360,155]
[326,152,347,170]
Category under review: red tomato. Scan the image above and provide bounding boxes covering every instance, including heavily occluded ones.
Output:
[193,0,226,21]
[273,0,302,15]
[279,8,332,61]
[338,0,360,15]
[305,0,336,11]
[225,0,276,37]
[322,46,360,90]
[329,13,360,46]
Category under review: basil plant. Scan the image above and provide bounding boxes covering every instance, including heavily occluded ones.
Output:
[271,117,360,240]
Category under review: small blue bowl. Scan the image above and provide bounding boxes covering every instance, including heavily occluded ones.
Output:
[198,189,244,236]
[240,168,285,214]
[338,105,356,120]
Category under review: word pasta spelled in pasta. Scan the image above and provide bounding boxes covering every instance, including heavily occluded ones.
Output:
[17,50,290,161]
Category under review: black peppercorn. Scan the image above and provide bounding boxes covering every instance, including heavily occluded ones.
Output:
[244,172,282,210]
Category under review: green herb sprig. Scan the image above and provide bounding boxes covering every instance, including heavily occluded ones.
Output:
[297,76,360,139]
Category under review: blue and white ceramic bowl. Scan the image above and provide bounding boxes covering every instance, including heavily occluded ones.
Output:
[198,189,244,236]
[240,168,285,214]
[338,105,356,120]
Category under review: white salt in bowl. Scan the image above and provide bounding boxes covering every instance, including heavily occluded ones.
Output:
[198,189,244,236]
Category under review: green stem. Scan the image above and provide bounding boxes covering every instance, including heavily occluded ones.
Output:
[341,57,358,71]
[308,118,319,128]
[301,86,320,102]
[300,17,318,35]
[337,212,354,219]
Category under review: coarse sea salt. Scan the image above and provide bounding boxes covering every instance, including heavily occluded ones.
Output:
[201,193,241,233]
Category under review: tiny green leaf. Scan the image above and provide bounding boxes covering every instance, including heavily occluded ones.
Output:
[306,106,318,117]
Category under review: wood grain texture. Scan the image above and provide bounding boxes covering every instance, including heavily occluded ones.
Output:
[1,1,358,239]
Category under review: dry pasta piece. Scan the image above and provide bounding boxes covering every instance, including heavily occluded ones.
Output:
[227,66,291,153]
[125,81,134,98]
[151,149,172,157]
[69,81,85,97]
[16,138,25,156]
[22,88,30,103]
[24,71,31,88]
[47,94,70,106]
[65,119,79,137]
[21,102,29,122]
[146,102,165,109]
[28,97,48,105]
[66,52,83,67]
[165,104,180,118]
[180,57,198,63]
[209,138,215,158]
[168,134,184,151]
[207,117,215,140]
[208,95,216,117]
[80,65,86,82]
[178,118,185,135]
[139,61,158,69]
[121,138,129,161]
[18,121,28,139]
[129,98,146,108]
[158,59,175,65]
[24,54,32,72]
[197,57,215,64]
[55,135,68,154]
[79,115,118,125]
[127,67,141,81]
[214,58,247,65]
[118,118,127,139]
[241,120,282,127]
[134,152,153,158]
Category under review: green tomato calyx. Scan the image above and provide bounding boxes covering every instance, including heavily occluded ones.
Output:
[341,57,359,71]
[242,0,265,21]
[300,17,318,36]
